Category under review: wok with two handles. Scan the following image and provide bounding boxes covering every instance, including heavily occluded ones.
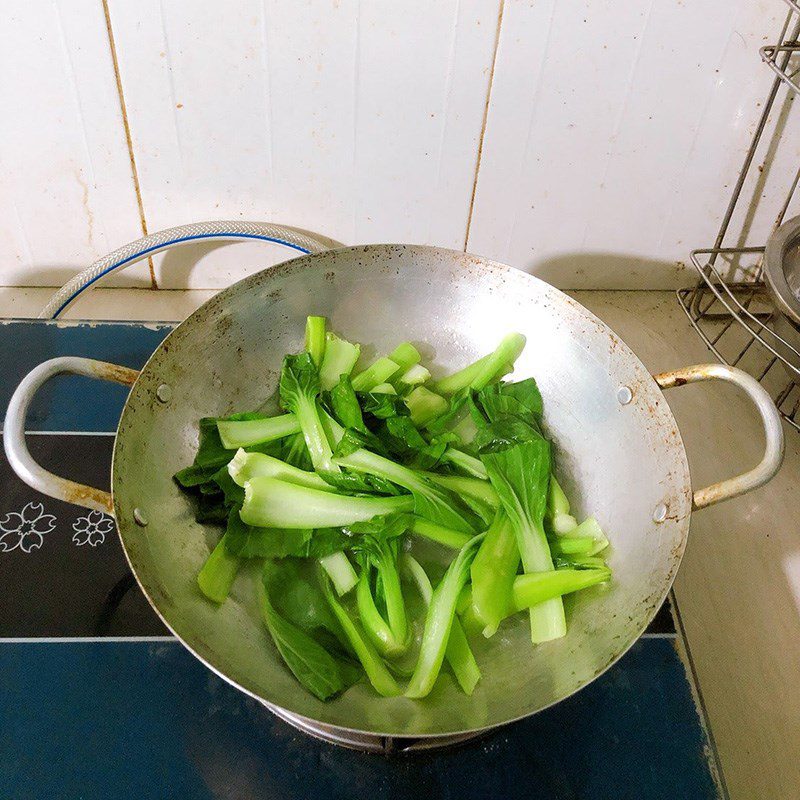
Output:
[5,242,784,740]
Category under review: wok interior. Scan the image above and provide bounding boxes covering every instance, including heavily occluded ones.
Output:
[112,245,691,736]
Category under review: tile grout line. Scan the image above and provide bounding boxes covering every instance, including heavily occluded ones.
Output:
[0,636,176,643]
[22,431,118,436]
[102,0,158,290]
[463,0,504,252]
[669,589,730,800]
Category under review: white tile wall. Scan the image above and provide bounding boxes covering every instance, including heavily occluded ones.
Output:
[467,0,797,288]
[0,0,797,297]
[0,1,149,288]
[108,0,501,288]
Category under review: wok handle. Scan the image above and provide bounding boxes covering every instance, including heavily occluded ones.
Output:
[653,363,784,510]
[3,357,139,513]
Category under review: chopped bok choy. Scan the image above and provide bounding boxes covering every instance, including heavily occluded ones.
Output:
[174,315,613,703]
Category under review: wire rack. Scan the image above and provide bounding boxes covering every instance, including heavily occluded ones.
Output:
[678,3,800,431]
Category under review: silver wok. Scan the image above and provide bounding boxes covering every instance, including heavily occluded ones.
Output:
[4,243,784,741]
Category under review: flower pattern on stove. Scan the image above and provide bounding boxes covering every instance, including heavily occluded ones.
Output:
[72,510,114,547]
[0,502,57,553]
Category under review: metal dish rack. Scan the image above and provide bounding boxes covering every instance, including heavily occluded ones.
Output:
[678,1,800,431]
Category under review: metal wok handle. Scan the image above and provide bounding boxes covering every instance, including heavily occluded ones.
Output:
[41,221,332,319]
[3,357,139,513]
[654,363,784,509]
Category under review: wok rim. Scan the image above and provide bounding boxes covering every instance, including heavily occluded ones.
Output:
[110,243,692,739]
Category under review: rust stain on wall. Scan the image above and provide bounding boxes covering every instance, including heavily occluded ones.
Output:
[74,168,96,251]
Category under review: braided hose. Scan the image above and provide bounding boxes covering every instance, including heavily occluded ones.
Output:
[41,221,331,319]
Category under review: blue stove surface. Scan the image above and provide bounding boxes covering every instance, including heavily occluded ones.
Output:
[3,638,715,800]
[0,320,722,800]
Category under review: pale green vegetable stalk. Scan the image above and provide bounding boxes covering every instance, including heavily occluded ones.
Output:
[217,414,300,450]
[304,315,327,366]
[435,333,526,395]
[402,554,481,695]
[556,516,609,556]
[228,449,332,491]
[547,475,578,533]
[371,382,397,394]
[545,478,609,552]
[318,551,358,595]
[477,417,565,643]
[511,567,611,613]
[320,408,345,448]
[548,476,571,516]
[280,354,339,473]
[405,533,484,698]
[424,473,498,508]
[241,476,414,528]
[351,357,401,391]
[470,334,527,391]
[350,514,409,659]
[397,364,431,387]
[318,333,361,391]
[335,448,475,533]
[424,472,497,526]
[228,450,350,584]
[441,448,489,479]
[552,513,579,534]
[408,517,472,549]
[197,533,240,603]
[318,569,400,697]
[460,566,611,632]
[404,386,448,426]
[469,511,519,637]
[356,571,406,657]
[389,342,422,372]
[548,536,596,556]
[434,354,493,395]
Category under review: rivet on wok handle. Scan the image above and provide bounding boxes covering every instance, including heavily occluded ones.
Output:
[653,363,785,509]
[133,508,149,527]
[617,386,633,405]
[652,503,668,523]
[156,384,172,403]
